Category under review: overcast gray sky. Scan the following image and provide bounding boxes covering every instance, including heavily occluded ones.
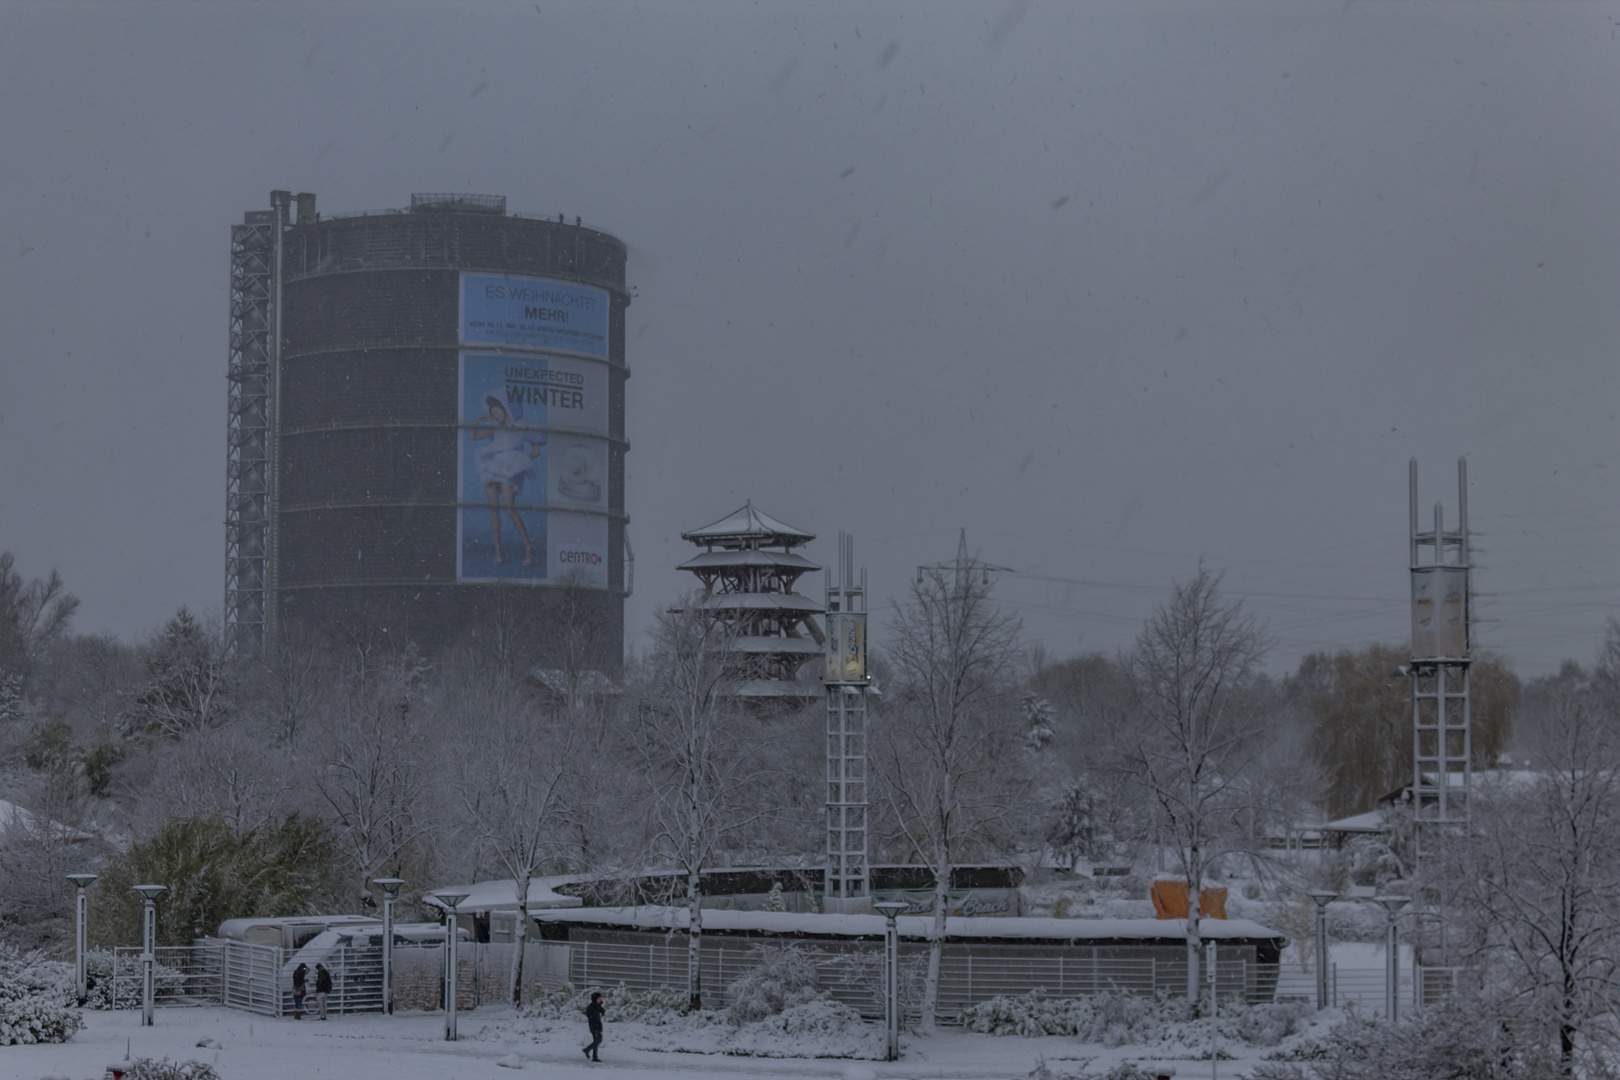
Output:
[2,1,1618,676]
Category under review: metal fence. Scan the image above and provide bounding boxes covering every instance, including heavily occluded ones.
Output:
[108,937,1443,1023]
[111,945,225,1010]
[528,938,1287,1020]
[1271,960,1439,1018]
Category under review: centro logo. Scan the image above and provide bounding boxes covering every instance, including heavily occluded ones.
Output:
[558,550,601,565]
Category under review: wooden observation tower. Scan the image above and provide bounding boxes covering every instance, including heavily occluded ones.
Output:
[678,502,825,698]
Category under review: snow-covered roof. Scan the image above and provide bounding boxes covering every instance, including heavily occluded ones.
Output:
[534,906,1285,943]
[681,502,815,548]
[678,550,821,573]
[731,636,822,656]
[0,798,95,843]
[421,875,585,912]
[1321,811,1387,833]
[694,592,824,613]
[732,679,825,698]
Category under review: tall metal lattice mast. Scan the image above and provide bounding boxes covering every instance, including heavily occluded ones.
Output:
[823,532,870,910]
[1409,458,1472,840]
[224,202,279,655]
[226,191,308,655]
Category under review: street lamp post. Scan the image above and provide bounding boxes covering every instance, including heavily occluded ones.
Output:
[131,885,166,1026]
[1306,891,1338,1010]
[1374,895,1410,1022]
[371,878,405,1015]
[435,893,469,1041]
[873,900,908,1062]
[66,873,97,1005]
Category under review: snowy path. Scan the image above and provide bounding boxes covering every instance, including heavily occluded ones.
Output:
[7,1005,1285,1080]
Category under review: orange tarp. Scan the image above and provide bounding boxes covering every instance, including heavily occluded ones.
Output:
[1149,880,1228,919]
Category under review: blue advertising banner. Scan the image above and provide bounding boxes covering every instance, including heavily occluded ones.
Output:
[456,352,611,586]
[460,272,610,358]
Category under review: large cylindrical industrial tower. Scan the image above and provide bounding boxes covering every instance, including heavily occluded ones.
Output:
[226,192,629,667]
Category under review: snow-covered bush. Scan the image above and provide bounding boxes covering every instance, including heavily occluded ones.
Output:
[719,996,879,1056]
[111,1058,221,1080]
[725,946,819,1023]
[519,982,692,1026]
[1234,1002,1308,1047]
[962,989,1307,1049]
[0,943,81,1045]
[961,989,1161,1042]
[1028,1061,1155,1080]
[1256,1000,1562,1080]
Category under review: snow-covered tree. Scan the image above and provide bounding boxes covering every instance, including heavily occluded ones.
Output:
[1125,566,1270,1012]
[1437,672,1620,1073]
[455,686,578,1005]
[121,608,233,738]
[875,557,1024,1030]
[0,552,78,693]
[629,601,767,1009]
[312,660,435,908]
[1022,691,1056,752]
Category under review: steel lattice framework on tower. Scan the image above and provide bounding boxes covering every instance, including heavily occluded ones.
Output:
[224,210,276,655]
[1408,458,1472,838]
[823,531,870,906]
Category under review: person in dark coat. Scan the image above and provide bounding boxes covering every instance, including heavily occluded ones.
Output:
[315,963,333,1020]
[291,963,308,1020]
[583,991,605,1061]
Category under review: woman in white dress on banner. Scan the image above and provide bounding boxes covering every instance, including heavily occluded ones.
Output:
[467,394,545,566]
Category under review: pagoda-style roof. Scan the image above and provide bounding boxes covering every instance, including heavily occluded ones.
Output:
[677,550,821,573]
[681,502,815,548]
[693,592,825,614]
[730,636,823,656]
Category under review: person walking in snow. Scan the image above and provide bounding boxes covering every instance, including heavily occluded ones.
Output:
[291,962,308,1019]
[315,962,333,1020]
[583,991,605,1062]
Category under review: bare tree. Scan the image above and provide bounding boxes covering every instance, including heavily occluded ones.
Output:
[252,620,329,747]
[874,559,1024,1030]
[539,570,615,715]
[136,721,291,835]
[1031,652,1149,868]
[1125,566,1270,1011]
[313,660,435,909]
[1438,666,1620,1074]
[455,685,577,1005]
[629,601,767,1009]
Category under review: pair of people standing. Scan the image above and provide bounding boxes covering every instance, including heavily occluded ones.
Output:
[291,962,333,1020]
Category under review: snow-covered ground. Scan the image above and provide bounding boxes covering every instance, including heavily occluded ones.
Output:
[5,1003,1343,1080]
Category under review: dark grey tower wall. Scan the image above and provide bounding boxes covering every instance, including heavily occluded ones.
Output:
[270,206,629,667]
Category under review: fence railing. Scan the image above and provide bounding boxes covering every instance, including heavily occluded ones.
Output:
[105,937,1453,1023]
[532,938,1288,1019]
[1271,960,1440,1018]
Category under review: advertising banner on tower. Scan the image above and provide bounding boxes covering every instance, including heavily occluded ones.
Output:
[456,352,610,587]
[460,272,610,359]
